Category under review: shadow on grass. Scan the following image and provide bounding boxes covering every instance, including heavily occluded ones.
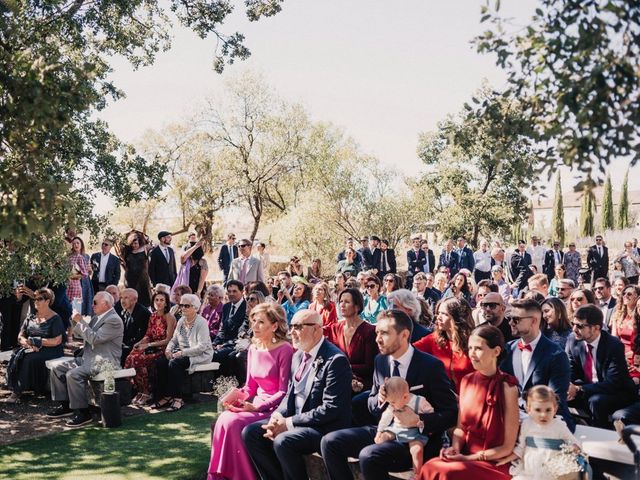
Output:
[0,402,218,480]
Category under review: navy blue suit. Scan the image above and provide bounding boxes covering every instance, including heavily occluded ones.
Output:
[321,348,458,480]
[217,244,238,281]
[212,299,247,376]
[438,250,460,277]
[501,333,575,432]
[456,246,475,272]
[510,251,533,292]
[90,252,121,292]
[243,340,352,480]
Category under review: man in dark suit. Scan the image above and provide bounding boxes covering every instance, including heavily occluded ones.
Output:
[455,236,475,272]
[406,236,426,290]
[212,280,247,376]
[320,309,458,480]
[337,237,363,265]
[90,239,121,293]
[500,297,574,431]
[438,239,460,278]
[115,288,151,366]
[593,277,616,330]
[358,236,373,270]
[372,240,396,282]
[510,239,533,294]
[543,240,564,282]
[587,235,609,282]
[217,233,238,282]
[148,231,177,288]
[566,304,637,428]
[243,309,352,480]
[420,240,436,274]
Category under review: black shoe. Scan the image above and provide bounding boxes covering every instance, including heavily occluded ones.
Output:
[66,411,93,428]
[46,404,73,418]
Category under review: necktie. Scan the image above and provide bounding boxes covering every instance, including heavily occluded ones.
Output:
[598,247,602,258]
[600,301,608,307]
[383,251,389,271]
[392,360,401,377]
[555,252,560,264]
[240,258,248,284]
[229,244,234,262]
[123,310,132,329]
[380,252,384,271]
[424,252,430,273]
[163,247,170,263]
[445,252,450,264]
[517,341,532,352]
[295,352,312,382]
[584,344,594,383]
[230,304,236,317]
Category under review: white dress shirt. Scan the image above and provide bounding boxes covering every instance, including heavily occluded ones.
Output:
[389,345,415,379]
[98,253,110,283]
[285,337,325,429]
[474,250,492,273]
[521,331,542,377]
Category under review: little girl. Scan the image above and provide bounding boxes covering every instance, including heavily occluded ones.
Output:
[499,385,581,479]
[374,377,433,475]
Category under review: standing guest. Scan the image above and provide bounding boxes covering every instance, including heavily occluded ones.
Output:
[182,232,197,251]
[567,287,595,321]
[442,273,472,304]
[336,248,361,278]
[616,241,640,284]
[438,239,460,278]
[229,239,264,285]
[566,304,637,428]
[455,236,475,273]
[407,236,427,291]
[201,285,224,340]
[66,237,89,307]
[309,258,323,283]
[148,231,177,288]
[587,235,609,282]
[387,289,431,342]
[477,292,515,344]
[382,273,402,298]
[527,235,546,275]
[610,285,640,381]
[126,291,176,406]
[181,239,208,299]
[420,240,436,275]
[541,297,572,350]
[473,239,492,283]
[413,297,474,392]
[4,288,65,403]
[372,239,397,282]
[362,276,388,324]
[310,282,338,327]
[208,303,293,480]
[593,277,616,330]
[217,233,238,282]
[242,310,352,480]
[543,240,564,283]
[325,288,378,393]
[90,239,121,293]
[370,235,381,260]
[358,236,373,270]
[491,265,512,306]
[154,293,213,412]
[420,324,519,480]
[122,232,152,308]
[279,278,312,324]
[563,242,582,285]
[253,242,270,278]
[115,288,151,366]
[548,264,567,297]
[510,240,533,295]
[491,247,509,273]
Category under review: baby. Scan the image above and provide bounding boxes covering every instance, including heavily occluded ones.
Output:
[375,377,434,475]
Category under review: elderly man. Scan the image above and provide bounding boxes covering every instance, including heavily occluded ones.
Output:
[386,289,430,342]
[242,310,352,480]
[47,291,123,427]
[115,288,150,366]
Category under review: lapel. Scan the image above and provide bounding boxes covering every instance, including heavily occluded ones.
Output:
[579,341,587,375]
[523,337,546,387]
[595,334,607,377]
[512,344,524,385]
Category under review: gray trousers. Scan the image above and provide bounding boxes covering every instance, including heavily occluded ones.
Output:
[50,358,92,410]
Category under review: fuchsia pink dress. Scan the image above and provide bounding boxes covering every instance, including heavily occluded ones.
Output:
[207,342,294,480]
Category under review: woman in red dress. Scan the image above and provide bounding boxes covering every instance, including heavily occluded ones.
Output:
[310,282,338,327]
[413,298,474,393]
[420,324,519,480]
[125,291,177,405]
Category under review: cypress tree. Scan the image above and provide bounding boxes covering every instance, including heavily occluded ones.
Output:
[617,169,630,229]
[601,174,614,231]
[551,173,565,247]
[580,186,596,237]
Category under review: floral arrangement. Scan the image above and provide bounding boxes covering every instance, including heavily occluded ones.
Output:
[90,355,117,393]
[543,443,587,480]
[211,376,239,399]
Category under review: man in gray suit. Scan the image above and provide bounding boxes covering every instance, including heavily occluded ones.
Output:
[228,239,265,284]
[47,291,124,427]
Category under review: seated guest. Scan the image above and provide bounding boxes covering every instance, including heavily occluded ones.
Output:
[413,297,474,393]
[242,310,352,480]
[246,281,275,303]
[433,272,448,296]
[336,247,361,278]
[387,289,431,342]
[490,265,512,305]
[593,277,616,330]
[115,288,151,366]
[541,297,572,350]
[361,275,387,324]
[47,291,123,427]
[381,273,402,298]
[230,291,266,382]
[423,272,442,310]
[169,285,192,321]
[548,264,566,297]
[154,293,213,412]
[208,303,293,480]
[105,284,121,304]
[501,298,574,431]
[310,282,338,327]
[320,309,458,479]
[4,288,65,403]
[201,284,224,340]
[420,325,519,480]
[566,304,637,428]
[527,273,549,298]
[477,292,515,343]
[567,287,595,321]
[212,281,247,376]
[471,280,498,326]
[556,278,575,305]
[278,277,311,324]
[442,273,472,304]
[612,286,640,383]
[325,288,378,393]
[125,291,176,406]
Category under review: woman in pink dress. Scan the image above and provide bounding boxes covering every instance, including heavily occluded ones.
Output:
[208,302,293,480]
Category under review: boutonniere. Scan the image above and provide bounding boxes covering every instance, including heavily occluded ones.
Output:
[312,357,324,370]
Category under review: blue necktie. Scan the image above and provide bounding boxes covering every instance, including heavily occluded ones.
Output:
[392,360,400,377]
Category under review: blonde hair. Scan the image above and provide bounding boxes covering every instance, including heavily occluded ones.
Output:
[525,385,558,409]
[250,302,289,343]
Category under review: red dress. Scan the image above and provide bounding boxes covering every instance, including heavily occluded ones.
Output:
[420,370,519,480]
[124,312,169,394]
[324,320,378,389]
[413,333,474,393]
[310,300,338,327]
[616,317,640,379]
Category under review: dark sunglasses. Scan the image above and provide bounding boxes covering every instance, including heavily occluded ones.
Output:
[480,302,500,309]
[102,243,111,247]
[239,244,251,248]
[366,284,378,289]
[509,315,533,324]
[571,297,586,302]
[571,322,588,329]
[178,304,194,309]
[593,286,604,291]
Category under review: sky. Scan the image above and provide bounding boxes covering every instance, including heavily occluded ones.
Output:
[97,0,638,213]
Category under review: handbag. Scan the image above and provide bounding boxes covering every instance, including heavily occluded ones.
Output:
[171,258,191,303]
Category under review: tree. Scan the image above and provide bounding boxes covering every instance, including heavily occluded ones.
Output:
[475,0,640,181]
[617,168,631,229]
[579,185,596,238]
[601,174,615,231]
[551,173,565,246]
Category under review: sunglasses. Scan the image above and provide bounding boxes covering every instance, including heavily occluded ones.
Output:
[34,297,46,302]
[289,322,317,332]
[571,322,589,329]
[366,284,378,289]
[480,302,500,309]
[178,304,194,309]
[593,286,604,291]
[247,296,258,302]
[571,297,586,302]
[239,244,251,248]
[623,292,638,297]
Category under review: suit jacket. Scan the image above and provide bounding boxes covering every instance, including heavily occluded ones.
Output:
[358,247,373,270]
[72,308,124,368]
[115,302,151,350]
[456,246,475,272]
[565,331,636,398]
[148,246,177,287]
[543,249,564,281]
[601,297,617,329]
[501,334,574,431]
[277,339,352,434]
[510,251,533,291]
[372,249,397,275]
[438,250,460,277]
[217,244,238,278]
[406,249,426,277]
[587,245,609,280]
[336,249,364,265]
[228,256,265,284]
[367,349,458,435]
[420,249,436,274]
[90,252,121,290]
[214,299,247,346]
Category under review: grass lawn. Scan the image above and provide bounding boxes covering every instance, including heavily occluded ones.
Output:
[0,402,218,480]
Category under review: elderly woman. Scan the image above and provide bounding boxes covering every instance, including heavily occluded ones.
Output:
[387,289,431,342]
[310,282,338,327]
[413,298,474,393]
[541,297,572,350]
[153,293,213,412]
[208,303,293,480]
[490,265,511,305]
[616,241,640,285]
[4,288,65,403]
[169,285,192,321]
[202,284,224,340]
[361,275,387,324]
[336,248,361,278]
[278,277,311,324]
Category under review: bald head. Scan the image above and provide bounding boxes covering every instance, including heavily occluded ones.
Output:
[290,309,323,352]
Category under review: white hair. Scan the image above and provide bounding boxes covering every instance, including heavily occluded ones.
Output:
[180,293,201,310]
[95,291,115,307]
[387,289,420,322]
[207,284,225,297]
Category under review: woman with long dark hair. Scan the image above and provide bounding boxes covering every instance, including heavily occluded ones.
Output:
[122,231,152,307]
[540,297,572,350]
[442,273,472,304]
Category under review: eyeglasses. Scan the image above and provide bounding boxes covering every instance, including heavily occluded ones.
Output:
[571,297,585,302]
[366,284,377,289]
[623,291,638,297]
[34,297,46,302]
[509,315,534,324]
[593,286,604,291]
[178,304,194,309]
[247,296,258,302]
[480,302,500,309]
[571,322,589,329]
[558,287,570,291]
[596,238,603,242]
[289,323,317,332]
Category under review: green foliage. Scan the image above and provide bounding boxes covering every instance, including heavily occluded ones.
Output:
[579,185,596,238]
[475,0,640,181]
[551,173,565,246]
[601,174,615,230]
[617,169,630,229]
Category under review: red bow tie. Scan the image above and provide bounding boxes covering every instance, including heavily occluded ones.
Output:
[518,342,532,352]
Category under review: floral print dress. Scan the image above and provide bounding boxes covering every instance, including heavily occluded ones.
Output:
[124,312,169,394]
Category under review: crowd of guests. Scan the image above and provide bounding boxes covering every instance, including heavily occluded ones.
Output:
[2,229,640,478]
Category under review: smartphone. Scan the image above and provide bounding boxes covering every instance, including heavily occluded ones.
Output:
[71,297,82,314]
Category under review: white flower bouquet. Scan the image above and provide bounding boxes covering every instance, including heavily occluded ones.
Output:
[90,355,117,393]
[543,444,588,480]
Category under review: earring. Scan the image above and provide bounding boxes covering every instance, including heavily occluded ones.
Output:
[271,336,277,344]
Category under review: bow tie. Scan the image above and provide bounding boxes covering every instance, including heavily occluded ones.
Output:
[600,301,608,307]
[517,341,532,352]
